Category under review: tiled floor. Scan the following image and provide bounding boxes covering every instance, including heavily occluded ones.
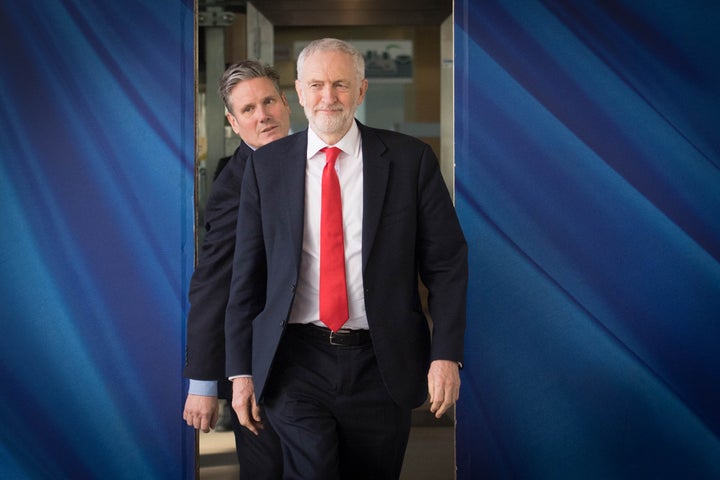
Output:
[198,402,456,479]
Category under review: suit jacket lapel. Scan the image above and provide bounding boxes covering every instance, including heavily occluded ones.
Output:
[359,122,389,272]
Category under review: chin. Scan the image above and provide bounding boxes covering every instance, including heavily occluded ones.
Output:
[314,118,344,133]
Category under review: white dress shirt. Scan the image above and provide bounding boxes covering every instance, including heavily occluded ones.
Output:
[288,122,369,330]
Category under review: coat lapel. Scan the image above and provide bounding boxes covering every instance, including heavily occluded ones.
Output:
[359,123,389,272]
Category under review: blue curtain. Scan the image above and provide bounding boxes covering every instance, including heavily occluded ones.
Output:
[0,1,195,478]
[455,1,720,478]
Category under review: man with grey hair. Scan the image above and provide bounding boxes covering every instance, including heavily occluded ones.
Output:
[183,60,290,479]
[225,39,467,478]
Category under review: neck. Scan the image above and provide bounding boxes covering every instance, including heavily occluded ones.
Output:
[312,123,353,146]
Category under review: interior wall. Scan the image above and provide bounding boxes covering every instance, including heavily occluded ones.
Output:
[223,25,444,155]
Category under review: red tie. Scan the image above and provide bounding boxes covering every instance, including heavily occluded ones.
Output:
[319,147,348,332]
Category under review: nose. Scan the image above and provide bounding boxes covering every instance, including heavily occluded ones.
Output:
[256,104,271,121]
[321,84,336,102]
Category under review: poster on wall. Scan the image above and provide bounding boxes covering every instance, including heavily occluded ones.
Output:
[294,40,413,82]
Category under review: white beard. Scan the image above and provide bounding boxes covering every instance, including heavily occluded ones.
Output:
[305,105,355,138]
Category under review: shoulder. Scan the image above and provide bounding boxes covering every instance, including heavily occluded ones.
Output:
[243,131,308,182]
[226,141,253,167]
[357,123,436,169]
[253,130,307,159]
[358,122,431,155]
[210,142,252,188]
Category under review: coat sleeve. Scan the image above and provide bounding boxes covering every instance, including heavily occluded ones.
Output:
[415,143,468,364]
[183,146,248,380]
[225,153,268,377]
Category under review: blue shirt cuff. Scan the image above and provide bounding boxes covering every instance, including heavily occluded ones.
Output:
[188,379,218,396]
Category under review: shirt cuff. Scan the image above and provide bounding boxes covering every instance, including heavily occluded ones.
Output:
[188,379,218,396]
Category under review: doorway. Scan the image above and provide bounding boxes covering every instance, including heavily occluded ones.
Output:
[194,2,455,478]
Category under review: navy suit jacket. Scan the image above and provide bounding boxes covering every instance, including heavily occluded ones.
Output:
[225,121,468,409]
[184,142,252,398]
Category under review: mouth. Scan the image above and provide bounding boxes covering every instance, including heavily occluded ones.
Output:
[316,105,342,115]
[260,125,278,134]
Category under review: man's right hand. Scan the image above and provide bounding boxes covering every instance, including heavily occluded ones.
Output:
[231,377,264,435]
[183,394,219,433]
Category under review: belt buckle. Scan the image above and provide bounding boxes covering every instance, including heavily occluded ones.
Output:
[329,329,350,346]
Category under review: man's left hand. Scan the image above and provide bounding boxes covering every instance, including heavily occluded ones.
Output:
[427,359,460,418]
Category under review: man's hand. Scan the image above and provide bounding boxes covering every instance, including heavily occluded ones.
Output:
[427,359,461,419]
[231,377,264,435]
[183,394,219,433]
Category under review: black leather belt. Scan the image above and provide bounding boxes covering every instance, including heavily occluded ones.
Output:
[288,323,371,347]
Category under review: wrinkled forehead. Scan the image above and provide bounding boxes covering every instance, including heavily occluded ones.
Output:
[229,77,280,105]
[299,50,361,82]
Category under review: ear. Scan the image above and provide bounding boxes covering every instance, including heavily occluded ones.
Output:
[295,79,305,107]
[226,112,241,136]
[356,78,369,105]
[281,92,291,113]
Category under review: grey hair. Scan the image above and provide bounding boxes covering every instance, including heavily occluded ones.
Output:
[218,60,282,115]
[296,38,365,82]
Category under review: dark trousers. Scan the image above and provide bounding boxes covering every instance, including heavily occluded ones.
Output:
[220,382,283,479]
[263,324,411,480]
